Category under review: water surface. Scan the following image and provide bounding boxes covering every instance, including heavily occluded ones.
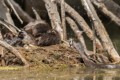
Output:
[0,67,120,80]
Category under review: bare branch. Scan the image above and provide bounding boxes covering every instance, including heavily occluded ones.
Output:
[91,0,120,26]
[32,7,42,20]
[81,0,120,62]
[61,0,67,40]
[6,0,23,24]
[0,40,29,66]
[5,0,34,23]
[56,1,103,52]
[66,17,90,56]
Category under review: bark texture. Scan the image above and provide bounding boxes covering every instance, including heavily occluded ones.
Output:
[66,17,89,56]
[81,0,120,62]
[0,40,29,66]
[43,0,63,40]
[56,0,103,52]
[91,0,120,26]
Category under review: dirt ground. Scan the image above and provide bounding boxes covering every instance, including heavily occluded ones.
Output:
[3,43,83,68]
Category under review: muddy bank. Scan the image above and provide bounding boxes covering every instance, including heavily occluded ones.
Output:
[3,44,83,68]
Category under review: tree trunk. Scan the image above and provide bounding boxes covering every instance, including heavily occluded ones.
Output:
[61,0,67,40]
[43,0,63,41]
[101,0,120,18]
[56,0,103,52]
[91,0,120,26]
[81,0,120,62]
[0,31,5,66]
[66,17,90,56]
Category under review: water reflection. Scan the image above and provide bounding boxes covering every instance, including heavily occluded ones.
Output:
[0,67,120,80]
[70,69,120,80]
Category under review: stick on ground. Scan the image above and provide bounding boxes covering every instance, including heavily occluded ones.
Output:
[0,40,29,66]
